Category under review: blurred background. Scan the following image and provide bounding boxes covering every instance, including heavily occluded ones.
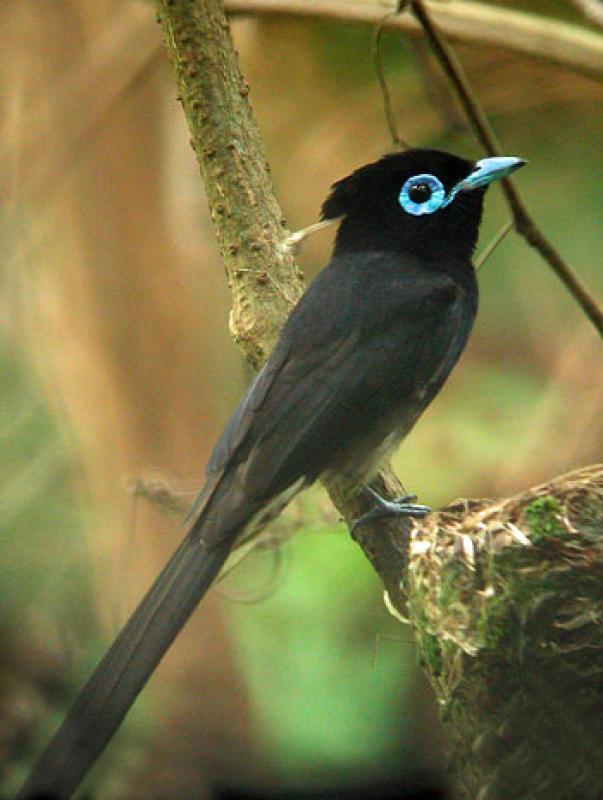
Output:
[1,1,603,797]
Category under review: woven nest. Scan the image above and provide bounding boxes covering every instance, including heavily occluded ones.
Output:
[404,464,603,800]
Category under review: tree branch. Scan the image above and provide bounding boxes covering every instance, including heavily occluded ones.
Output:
[225,0,603,82]
[571,0,603,29]
[410,0,603,340]
[156,0,303,366]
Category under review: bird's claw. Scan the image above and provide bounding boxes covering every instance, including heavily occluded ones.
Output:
[350,486,430,534]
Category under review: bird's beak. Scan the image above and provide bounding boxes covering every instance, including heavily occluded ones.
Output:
[456,156,526,192]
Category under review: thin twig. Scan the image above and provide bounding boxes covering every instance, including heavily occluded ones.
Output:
[371,2,412,149]
[410,0,603,340]
[475,219,513,271]
[283,217,340,254]
[130,475,191,516]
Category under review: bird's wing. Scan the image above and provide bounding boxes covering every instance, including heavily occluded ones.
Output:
[199,256,465,510]
[184,328,360,527]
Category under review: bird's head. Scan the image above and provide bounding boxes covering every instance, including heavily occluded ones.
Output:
[322,148,525,261]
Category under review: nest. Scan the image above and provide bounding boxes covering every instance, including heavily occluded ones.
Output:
[404,464,603,799]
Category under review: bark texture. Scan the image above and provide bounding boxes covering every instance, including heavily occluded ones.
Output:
[157,0,304,366]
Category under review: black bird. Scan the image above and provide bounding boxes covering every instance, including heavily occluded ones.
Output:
[18,148,524,798]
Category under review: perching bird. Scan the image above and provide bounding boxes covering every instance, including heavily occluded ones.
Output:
[18,148,524,799]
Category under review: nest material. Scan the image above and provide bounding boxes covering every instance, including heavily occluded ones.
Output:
[405,464,603,800]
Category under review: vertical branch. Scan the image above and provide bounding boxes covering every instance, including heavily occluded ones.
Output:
[157,0,304,367]
[371,3,412,150]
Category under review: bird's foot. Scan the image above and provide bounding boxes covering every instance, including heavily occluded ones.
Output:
[351,486,430,534]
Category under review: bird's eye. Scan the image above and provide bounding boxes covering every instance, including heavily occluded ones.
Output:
[408,183,431,204]
[399,173,447,216]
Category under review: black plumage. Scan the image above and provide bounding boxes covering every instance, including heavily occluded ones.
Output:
[18,148,524,799]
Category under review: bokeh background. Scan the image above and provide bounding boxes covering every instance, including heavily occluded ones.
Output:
[2,1,603,797]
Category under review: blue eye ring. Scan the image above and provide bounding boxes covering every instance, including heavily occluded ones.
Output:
[399,173,447,216]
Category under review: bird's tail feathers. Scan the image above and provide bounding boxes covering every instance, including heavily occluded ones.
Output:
[17,489,245,799]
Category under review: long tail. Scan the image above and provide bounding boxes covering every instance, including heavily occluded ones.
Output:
[16,508,234,799]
